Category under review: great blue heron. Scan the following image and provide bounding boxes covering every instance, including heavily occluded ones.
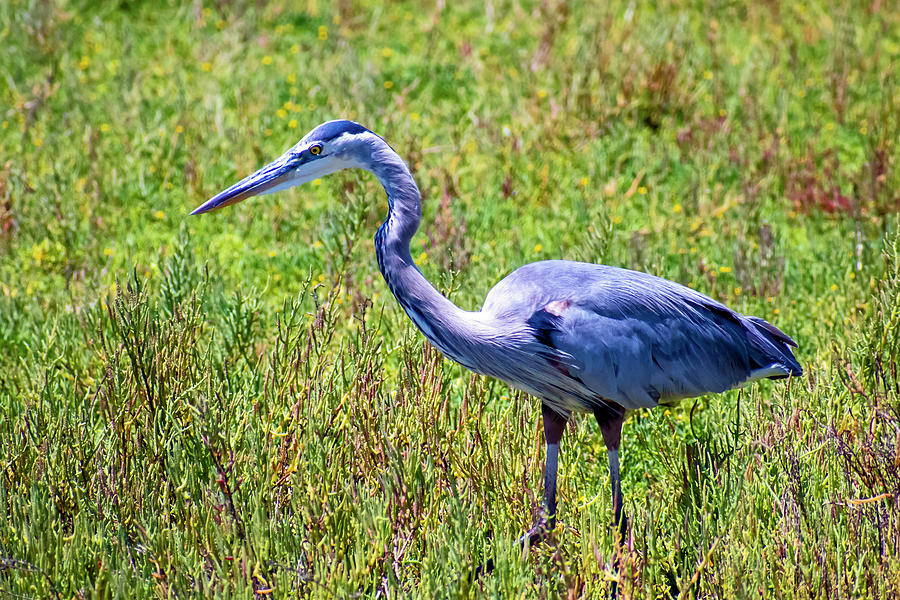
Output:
[192,119,802,570]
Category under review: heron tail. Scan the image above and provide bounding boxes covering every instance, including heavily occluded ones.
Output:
[743,316,804,380]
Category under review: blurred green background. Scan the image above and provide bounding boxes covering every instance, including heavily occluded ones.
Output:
[1,0,899,598]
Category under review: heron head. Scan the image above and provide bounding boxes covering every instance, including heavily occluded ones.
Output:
[191,119,377,215]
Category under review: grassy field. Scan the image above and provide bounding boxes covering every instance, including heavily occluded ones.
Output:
[2,0,900,597]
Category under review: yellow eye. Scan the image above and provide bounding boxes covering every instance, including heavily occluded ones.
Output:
[309,144,322,155]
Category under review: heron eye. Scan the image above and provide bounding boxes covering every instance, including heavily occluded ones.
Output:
[309,144,322,156]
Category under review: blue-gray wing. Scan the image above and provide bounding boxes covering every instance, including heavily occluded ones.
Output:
[483,261,802,411]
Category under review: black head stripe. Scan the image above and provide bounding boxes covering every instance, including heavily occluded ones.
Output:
[310,120,370,142]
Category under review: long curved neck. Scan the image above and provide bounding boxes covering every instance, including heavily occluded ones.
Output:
[365,141,484,369]
[369,146,421,276]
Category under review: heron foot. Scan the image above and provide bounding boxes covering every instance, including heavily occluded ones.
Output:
[519,516,557,549]
[473,517,559,579]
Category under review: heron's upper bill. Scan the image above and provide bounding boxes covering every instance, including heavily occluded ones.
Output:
[190,154,299,215]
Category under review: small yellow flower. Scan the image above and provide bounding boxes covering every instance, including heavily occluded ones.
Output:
[579,176,589,187]
[262,55,273,65]
[718,109,726,117]
[703,70,712,80]
[79,56,89,70]
[719,266,731,273]
[34,137,44,148]
[537,89,548,99]
[318,26,328,40]
[288,119,298,128]
[733,287,741,295]
[410,112,420,122]
[312,240,323,248]
[154,210,166,219]
[830,284,838,291]
[637,186,648,195]
[384,81,393,89]
[100,123,110,132]
[264,128,272,136]
[673,203,682,213]
[103,247,114,256]
[268,250,277,257]
[773,308,780,315]
[175,125,184,133]
[381,47,393,58]
[276,109,287,118]
[31,244,45,263]
[201,62,212,72]
[534,244,543,253]
[313,178,322,186]
[291,44,300,55]
[417,251,428,263]
[286,73,296,83]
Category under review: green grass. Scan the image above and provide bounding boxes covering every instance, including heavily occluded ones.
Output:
[2,0,900,597]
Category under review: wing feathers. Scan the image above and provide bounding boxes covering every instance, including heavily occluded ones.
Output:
[483,261,802,413]
[745,315,799,348]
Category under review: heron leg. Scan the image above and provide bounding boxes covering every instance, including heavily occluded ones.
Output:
[540,403,568,532]
[595,407,626,533]
[595,407,627,598]
[522,404,568,547]
[474,403,568,577]
[607,448,625,534]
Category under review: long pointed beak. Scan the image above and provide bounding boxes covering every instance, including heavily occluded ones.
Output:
[191,154,296,215]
